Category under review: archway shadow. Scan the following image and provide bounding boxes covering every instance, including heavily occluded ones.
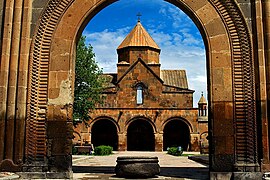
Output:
[72,166,209,179]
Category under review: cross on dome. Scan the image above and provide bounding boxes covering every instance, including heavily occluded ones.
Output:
[137,12,142,22]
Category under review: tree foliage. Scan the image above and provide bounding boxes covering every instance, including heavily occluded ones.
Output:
[73,36,104,123]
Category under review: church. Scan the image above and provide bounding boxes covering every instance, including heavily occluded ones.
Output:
[73,20,208,152]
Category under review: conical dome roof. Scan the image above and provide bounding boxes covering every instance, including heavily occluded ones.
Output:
[198,92,207,104]
[117,20,160,50]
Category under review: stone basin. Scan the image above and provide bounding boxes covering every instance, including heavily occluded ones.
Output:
[115,156,160,178]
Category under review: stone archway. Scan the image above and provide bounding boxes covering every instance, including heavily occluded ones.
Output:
[0,0,263,179]
[91,119,118,150]
[163,119,191,151]
[127,119,155,151]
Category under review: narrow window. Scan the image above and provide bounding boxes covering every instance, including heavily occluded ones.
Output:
[137,85,143,105]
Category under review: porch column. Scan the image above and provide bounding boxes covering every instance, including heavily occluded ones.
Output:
[155,132,163,151]
[118,133,127,151]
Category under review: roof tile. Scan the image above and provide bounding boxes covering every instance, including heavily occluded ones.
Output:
[160,70,188,89]
[117,21,160,50]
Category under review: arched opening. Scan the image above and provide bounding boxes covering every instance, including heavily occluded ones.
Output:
[163,119,190,151]
[24,0,259,176]
[127,119,155,151]
[84,0,207,106]
[91,119,118,150]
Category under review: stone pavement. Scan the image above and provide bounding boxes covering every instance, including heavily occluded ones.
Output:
[0,172,19,179]
[0,151,209,179]
[73,151,209,180]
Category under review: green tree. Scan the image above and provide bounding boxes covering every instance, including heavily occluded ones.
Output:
[73,36,104,124]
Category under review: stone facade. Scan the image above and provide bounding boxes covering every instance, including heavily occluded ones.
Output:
[73,20,207,152]
[0,0,270,179]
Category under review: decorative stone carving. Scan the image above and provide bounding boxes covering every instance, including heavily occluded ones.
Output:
[210,0,258,170]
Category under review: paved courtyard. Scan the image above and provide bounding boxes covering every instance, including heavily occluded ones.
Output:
[73,151,209,180]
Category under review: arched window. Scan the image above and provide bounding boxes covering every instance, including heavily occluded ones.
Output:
[137,85,143,105]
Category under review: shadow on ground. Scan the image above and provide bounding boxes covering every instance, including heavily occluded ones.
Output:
[73,166,209,179]
[160,167,208,179]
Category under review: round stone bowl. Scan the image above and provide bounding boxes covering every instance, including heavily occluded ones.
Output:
[115,156,160,178]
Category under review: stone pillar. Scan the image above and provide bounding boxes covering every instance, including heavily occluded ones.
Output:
[118,133,127,151]
[262,0,270,171]
[5,0,24,161]
[14,0,32,164]
[45,104,73,178]
[88,132,92,146]
[154,133,163,151]
[0,0,31,167]
[0,0,15,163]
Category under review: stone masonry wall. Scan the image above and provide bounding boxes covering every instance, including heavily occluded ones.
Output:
[31,0,50,36]
[2,0,270,178]
[74,108,200,151]
[100,62,193,109]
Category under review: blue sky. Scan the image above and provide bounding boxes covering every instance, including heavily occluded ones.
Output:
[83,0,207,107]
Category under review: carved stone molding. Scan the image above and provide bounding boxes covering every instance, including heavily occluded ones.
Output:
[210,0,258,170]
[26,0,74,163]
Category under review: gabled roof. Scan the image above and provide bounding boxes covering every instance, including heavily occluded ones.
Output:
[103,68,191,91]
[161,70,188,89]
[117,21,160,50]
[116,58,163,84]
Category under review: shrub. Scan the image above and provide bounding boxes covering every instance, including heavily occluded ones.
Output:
[94,145,113,156]
[167,146,183,156]
[72,146,78,155]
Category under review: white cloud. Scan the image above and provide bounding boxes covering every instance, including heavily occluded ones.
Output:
[83,27,207,106]
[154,4,207,105]
[159,5,193,29]
[158,41,207,106]
[83,2,207,106]
[83,27,132,72]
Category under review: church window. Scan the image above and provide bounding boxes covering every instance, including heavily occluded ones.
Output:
[137,85,143,105]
